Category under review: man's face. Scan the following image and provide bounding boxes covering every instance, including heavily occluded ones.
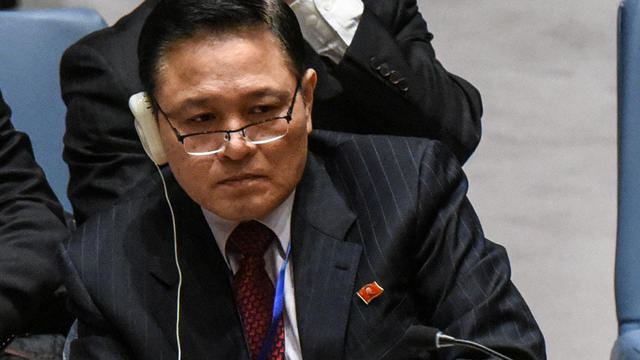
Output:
[154,27,316,221]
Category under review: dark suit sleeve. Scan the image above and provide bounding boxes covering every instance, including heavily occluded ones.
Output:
[60,41,155,224]
[0,91,70,346]
[412,143,545,359]
[59,243,134,359]
[332,0,482,162]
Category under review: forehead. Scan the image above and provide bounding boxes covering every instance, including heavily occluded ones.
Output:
[155,27,296,99]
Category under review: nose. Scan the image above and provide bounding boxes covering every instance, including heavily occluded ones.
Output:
[220,131,256,160]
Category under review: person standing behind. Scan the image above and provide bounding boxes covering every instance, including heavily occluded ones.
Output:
[0,89,71,358]
[61,0,483,224]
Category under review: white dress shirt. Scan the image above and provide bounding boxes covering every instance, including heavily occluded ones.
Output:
[290,0,364,64]
[202,191,302,360]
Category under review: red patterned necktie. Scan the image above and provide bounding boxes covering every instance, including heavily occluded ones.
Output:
[228,220,285,360]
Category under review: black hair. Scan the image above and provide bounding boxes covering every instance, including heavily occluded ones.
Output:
[138,0,306,98]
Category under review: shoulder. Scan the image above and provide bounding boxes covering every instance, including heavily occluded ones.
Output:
[62,0,154,65]
[308,130,467,200]
[310,129,460,170]
[67,170,167,254]
[64,171,180,309]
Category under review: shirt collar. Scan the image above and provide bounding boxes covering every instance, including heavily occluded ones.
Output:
[202,191,295,261]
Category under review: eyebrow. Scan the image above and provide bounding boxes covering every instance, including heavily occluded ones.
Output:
[167,87,291,115]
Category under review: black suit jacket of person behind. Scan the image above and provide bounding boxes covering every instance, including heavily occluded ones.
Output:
[61,0,483,224]
[62,131,545,360]
[0,91,72,348]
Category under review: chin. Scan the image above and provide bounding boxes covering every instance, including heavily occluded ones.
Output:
[202,189,289,221]
[206,201,270,222]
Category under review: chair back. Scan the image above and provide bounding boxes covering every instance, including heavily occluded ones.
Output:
[613,0,640,358]
[0,8,107,212]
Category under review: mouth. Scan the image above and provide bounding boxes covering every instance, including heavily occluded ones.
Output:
[218,174,265,187]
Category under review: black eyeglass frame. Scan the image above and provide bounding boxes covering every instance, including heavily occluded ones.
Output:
[154,80,301,155]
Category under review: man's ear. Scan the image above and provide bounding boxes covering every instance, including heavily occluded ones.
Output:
[301,68,317,134]
[129,92,168,165]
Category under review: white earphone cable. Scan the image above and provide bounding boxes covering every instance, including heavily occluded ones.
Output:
[153,162,183,360]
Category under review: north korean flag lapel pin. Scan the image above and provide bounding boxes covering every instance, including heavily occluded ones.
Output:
[356,281,384,305]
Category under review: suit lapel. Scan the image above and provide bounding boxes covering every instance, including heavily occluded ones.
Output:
[292,153,361,360]
[145,174,248,358]
[144,157,361,359]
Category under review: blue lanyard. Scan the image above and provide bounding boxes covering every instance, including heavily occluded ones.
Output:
[257,240,291,360]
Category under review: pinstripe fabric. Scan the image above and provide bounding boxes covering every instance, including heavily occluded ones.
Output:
[62,130,545,359]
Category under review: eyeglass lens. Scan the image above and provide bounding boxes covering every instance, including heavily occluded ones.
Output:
[183,117,289,155]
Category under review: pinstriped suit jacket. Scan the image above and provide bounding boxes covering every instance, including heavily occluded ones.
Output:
[61,131,545,359]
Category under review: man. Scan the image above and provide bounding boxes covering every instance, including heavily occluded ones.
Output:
[61,0,483,224]
[62,0,544,359]
[0,90,71,357]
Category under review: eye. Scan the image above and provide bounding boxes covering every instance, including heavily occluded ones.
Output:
[187,113,216,123]
[250,105,277,115]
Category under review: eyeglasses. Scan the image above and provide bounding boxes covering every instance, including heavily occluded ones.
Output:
[156,82,300,156]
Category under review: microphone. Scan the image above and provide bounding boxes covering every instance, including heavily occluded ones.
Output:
[420,326,513,360]
[383,325,514,360]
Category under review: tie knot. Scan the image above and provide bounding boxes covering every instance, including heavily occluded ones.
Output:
[228,220,276,257]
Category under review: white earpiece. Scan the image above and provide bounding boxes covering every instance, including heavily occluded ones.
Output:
[129,92,168,165]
